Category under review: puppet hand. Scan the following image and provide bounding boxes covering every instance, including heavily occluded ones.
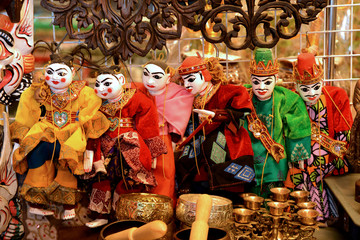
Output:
[11,142,20,162]
[299,160,304,170]
[152,157,157,169]
[84,150,94,173]
[193,109,215,119]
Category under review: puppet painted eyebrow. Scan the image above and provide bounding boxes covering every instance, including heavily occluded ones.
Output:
[183,74,196,80]
[252,76,274,82]
[100,77,113,83]
[300,82,320,88]
[144,68,150,73]
[55,68,68,72]
[151,72,165,75]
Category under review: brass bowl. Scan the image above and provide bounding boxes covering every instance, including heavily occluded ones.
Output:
[99,220,145,240]
[173,228,230,240]
[270,187,291,202]
[233,208,254,223]
[267,202,289,216]
[176,194,233,228]
[297,209,319,226]
[243,196,264,210]
[239,193,257,199]
[297,201,316,209]
[115,193,174,224]
[290,190,310,204]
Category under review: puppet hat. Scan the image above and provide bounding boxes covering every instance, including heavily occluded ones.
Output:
[178,55,212,82]
[293,52,323,85]
[249,48,279,76]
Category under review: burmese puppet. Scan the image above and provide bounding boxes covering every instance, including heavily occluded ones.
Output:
[85,65,166,228]
[285,52,353,221]
[176,55,254,201]
[142,60,193,203]
[243,48,311,198]
[10,44,106,220]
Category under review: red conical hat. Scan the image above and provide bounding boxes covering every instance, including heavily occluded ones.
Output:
[178,55,212,82]
[293,52,323,85]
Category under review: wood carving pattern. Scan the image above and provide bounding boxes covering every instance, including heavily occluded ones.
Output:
[40,0,327,60]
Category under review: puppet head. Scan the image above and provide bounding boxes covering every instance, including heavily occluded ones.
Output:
[95,65,126,102]
[44,54,75,93]
[249,48,278,101]
[293,52,323,105]
[178,55,225,96]
[142,60,171,96]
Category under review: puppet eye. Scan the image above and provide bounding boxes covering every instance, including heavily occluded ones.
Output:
[154,75,161,80]
[314,85,320,90]
[301,88,309,92]
[95,82,100,87]
[143,71,149,76]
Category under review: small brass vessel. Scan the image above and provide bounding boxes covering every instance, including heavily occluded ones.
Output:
[297,209,319,225]
[297,201,316,209]
[270,187,291,202]
[233,208,255,223]
[290,190,310,204]
[267,202,289,216]
[243,196,264,210]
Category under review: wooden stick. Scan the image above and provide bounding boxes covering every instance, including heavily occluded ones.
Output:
[105,220,167,240]
[190,194,212,240]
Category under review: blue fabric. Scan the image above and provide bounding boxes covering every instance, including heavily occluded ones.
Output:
[27,141,61,169]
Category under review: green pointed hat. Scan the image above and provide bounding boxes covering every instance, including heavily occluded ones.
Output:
[249,48,279,76]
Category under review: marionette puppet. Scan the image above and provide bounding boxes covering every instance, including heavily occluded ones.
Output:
[10,43,107,220]
[175,54,255,201]
[285,52,353,222]
[243,48,312,198]
[347,79,360,172]
[85,65,167,228]
[142,60,194,203]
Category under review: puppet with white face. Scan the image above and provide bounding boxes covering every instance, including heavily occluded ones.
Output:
[10,47,105,221]
[141,60,193,204]
[285,52,353,222]
[175,55,255,199]
[85,65,166,228]
[244,48,311,198]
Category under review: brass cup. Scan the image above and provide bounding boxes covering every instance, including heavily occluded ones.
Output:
[233,208,255,224]
[243,196,264,210]
[267,202,289,216]
[290,190,310,204]
[297,209,319,226]
[270,187,291,202]
[297,201,316,209]
[239,193,257,199]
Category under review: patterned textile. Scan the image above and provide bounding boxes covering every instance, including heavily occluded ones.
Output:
[176,84,254,193]
[285,87,353,221]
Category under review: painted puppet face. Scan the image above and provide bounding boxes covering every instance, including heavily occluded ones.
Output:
[95,73,125,101]
[181,71,208,96]
[142,64,170,95]
[45,63,74,91]
[296,81,323,105]
[250,75,276,101]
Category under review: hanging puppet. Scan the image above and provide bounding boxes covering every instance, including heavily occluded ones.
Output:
[10,42,107,220]
[285,52,353,222]
[84,64,167,228]
[175,54,254,202]
[243,48,311,198]
[142,60,194,204]
[0,0,34,105]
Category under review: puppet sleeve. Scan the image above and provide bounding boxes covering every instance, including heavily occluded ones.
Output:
[77,86,102,125]
[134,92,167,158]
[10,86,41,143]
[282,89,312,163]
[227,85,252,130]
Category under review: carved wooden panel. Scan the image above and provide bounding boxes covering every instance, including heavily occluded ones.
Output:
[40,0,327,60]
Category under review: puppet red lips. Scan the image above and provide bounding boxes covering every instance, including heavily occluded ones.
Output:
[52,80,59,85]
[102,93,108,96]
